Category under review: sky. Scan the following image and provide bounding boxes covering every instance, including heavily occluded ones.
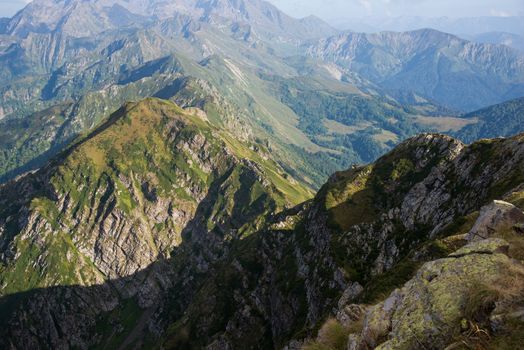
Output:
[0,0,523,19]
[267,0,524,21]
[0,0,28,17]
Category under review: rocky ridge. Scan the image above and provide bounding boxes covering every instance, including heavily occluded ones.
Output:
[166,133,524,348]
[0,113,523,348]
[0,97,312,349]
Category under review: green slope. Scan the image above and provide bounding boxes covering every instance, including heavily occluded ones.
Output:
[0,97,312,296]
[454,96,524,143]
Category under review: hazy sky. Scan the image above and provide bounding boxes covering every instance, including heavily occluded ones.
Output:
[267,0,524,20]
[0,0,523,19]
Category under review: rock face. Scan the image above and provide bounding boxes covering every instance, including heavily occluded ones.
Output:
[0,127,523,349]
[467,200,524,241]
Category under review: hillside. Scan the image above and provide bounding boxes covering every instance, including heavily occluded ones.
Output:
[1,116,523,347]
[454,96,524,143]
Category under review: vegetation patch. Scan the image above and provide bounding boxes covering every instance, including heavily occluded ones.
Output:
[303,319,349,350]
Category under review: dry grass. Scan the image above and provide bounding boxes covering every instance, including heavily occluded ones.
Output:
[466,264,524,319]
[496,227,524,261]
[372,129,398,144]
[458,264,524,349]
[414,115,478,132]
[303,319,348,350]
[322,119,372,135]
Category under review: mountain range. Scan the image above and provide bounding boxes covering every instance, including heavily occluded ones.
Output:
[332,15,524,38]
[3,0,336,40]
[306,29,524,110]
[0,0,524,348]
[1,0,523,188]
[467,31,524,52]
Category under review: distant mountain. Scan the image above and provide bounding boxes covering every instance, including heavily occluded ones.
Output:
[306,29,524,110]
[0,4,457,188]
[454,96,524,143]
[332,15,524,37]
[3,0,336,41]
[468,31,524,52]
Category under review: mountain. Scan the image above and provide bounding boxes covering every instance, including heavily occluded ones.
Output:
[454,96,524,143]
[3,0,336,41]
[469,31,524,52]
[1,119,523,347]
[0,9,464,188]
[0,99,524,348]
[306,29,524,111]
[0,97,312,347]
[333,15,524,37]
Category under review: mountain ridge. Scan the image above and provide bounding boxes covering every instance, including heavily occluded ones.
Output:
[306,28,524,110]
[0,101,523,347]
[3,0,337,40]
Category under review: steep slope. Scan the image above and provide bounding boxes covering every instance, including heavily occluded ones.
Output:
[159,133,524,348]
[306,29,524,110]
[1,132,523,348]
[454,96,524,143]
[0,97,312,348]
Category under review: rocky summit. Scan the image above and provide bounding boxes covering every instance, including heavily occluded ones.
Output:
[0,99,523,349]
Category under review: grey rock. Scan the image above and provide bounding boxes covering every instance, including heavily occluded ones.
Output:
[467,200,524,241]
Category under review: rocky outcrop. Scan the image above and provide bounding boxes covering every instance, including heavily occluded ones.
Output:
[467,200,524,241]
[313,197,524,350]
[348,238,517,349]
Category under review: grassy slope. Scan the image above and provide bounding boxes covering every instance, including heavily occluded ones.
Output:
[454,96,524,143]
[0,97,312,297]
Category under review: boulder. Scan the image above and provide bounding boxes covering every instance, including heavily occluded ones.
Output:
[350,238,515,350]
[466,200,524,241]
